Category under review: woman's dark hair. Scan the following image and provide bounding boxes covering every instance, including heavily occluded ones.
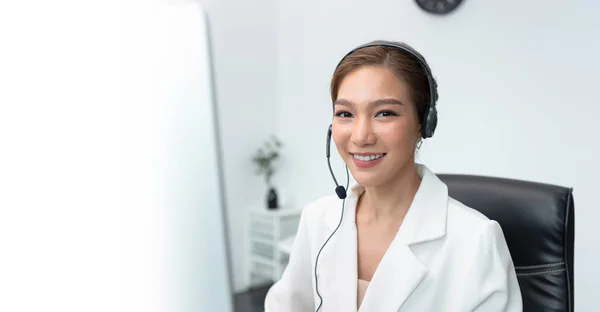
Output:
[330,41,434,129]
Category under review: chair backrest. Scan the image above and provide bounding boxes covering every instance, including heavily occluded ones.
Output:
[437,174,575,312]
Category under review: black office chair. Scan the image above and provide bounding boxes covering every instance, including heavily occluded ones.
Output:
[437,174,575,312]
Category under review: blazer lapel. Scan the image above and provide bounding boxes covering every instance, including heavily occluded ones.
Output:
[357,164,449,312]
[357,241,427,312]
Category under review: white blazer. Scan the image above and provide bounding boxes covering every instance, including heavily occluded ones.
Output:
[264,164,523,312]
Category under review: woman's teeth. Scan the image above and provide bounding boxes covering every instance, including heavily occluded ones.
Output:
[353,153,385,161]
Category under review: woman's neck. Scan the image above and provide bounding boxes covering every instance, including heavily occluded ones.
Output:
[357,163,422,225]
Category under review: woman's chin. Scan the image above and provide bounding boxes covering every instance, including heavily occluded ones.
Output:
[351,171,386,188]
[348,161,407,188]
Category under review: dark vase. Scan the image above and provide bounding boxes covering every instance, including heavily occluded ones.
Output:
[267,187,278,210]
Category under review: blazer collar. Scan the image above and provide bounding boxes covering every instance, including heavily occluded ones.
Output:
[324,163,448,246]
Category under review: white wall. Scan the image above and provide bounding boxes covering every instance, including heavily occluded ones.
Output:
[200,0,278,293]
[275,0,600,309]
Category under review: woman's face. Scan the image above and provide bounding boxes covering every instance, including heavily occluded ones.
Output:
[332,65,420,187]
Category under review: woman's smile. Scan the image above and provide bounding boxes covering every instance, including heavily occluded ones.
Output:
[351,152,387,168]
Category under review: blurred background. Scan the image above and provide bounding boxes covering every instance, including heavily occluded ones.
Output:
[0,0,598,311]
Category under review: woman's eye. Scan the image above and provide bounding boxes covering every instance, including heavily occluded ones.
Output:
[335,111,352,118]
[376,110,399,117]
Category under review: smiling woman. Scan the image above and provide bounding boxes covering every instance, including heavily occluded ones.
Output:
[263,41,522,312]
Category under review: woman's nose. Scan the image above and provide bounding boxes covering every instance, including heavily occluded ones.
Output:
[351,117,376,146]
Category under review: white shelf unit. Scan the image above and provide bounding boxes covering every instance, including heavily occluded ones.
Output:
[245,207,302,289]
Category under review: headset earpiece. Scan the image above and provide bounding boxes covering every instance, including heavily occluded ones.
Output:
[422,102,438,139]
[421,73,438,139]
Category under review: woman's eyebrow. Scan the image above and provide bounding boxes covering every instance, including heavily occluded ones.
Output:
[334,98,405,107]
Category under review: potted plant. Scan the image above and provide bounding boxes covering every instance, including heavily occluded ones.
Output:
[252,135,283,209]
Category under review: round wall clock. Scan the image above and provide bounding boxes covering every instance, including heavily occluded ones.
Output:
[415,0,464,15]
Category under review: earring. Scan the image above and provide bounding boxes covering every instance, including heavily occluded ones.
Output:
[416,139,423,150]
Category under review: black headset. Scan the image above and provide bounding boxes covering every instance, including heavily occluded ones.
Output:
[316,41,439,312]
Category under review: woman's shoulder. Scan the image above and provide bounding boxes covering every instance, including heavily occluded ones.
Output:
[446,197,490,223]
[445,197,506,243]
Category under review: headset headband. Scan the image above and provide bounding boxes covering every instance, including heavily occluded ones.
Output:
[336,40,438,106]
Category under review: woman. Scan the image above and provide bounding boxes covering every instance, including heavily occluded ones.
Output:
[263,40,522,312]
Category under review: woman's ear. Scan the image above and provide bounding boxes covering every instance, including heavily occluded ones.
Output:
[415,123,422,141]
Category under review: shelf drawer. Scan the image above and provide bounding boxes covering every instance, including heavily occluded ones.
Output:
[277,215,301,239]
[250,227,274,241]
[251,240,274,259]
[250,217,273,233]
[249,272,272,287]
[249,257,275,284]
